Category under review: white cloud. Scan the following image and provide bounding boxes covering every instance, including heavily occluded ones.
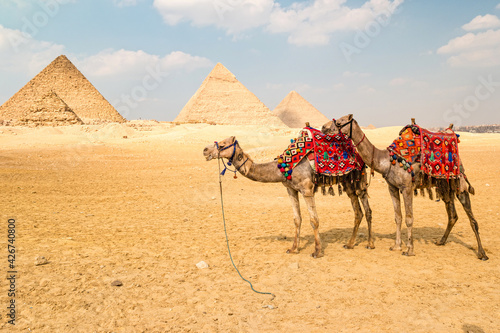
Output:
[0,24,65,74]
[462,14,500,31]
[389,77,408,86]
[78,49,212,77]
[0,24,212,84]
[153,0,274,35]
[497,3,500,9]
[437,29,500,67]
[268,0,403,46]
[358,85,376,94]
[153,0,403,45]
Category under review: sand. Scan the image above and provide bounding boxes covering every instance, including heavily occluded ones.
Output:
[0,123,498,332]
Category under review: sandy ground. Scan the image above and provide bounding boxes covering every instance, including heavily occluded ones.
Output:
[0,122,498,332]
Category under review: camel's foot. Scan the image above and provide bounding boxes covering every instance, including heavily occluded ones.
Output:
[366,243,375,250]
[478,252,489,261]
[435,239,446,246]
[311,251,323,258]
[286,248,298,254]
[402,251,415,256]
[343,244,354,249]
[390,245,402,251]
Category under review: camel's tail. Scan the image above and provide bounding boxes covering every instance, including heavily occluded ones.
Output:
[465,176,475,195]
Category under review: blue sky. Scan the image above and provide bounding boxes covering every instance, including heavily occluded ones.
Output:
[0,0,499,127]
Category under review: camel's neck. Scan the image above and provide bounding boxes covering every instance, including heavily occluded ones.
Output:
[229,145,285,183]
[350,121,391,176]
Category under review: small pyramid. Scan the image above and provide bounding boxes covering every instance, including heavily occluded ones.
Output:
[174,63,284,126]
[20,91,83,126]
[272,91,329,128]
[0,55,125,125]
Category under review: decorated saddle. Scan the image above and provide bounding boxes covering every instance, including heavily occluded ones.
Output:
[276,127,365,181]
[388,124,461,179]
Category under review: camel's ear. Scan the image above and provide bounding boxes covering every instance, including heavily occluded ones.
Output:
[348,114,353,121]
[229,136,236,143]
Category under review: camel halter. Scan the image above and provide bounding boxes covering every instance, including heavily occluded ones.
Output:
[335,118,354,139]
[335,118,374,185]
[215,140,249,178]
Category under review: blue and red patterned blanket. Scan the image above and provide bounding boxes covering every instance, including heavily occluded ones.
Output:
[388,124,460,179]
[277,127,364,180]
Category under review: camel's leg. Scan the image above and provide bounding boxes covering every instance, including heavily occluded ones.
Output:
[344,192,364,249]
[401,187,415,256]
[436,196,458,246]
[303,195,323,258]
[359,190,375,249]
[286,187,302,254]
[457,191,489,260]
[388,184,403,251]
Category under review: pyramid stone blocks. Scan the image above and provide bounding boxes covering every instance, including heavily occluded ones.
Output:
[0,55,125,125]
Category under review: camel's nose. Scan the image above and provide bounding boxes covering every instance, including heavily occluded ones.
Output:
[203,147,209,153]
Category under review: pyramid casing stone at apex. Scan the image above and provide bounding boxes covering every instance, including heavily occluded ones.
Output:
[0,55,125,126]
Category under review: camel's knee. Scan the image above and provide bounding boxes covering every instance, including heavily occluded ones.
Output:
[309,219,319,230]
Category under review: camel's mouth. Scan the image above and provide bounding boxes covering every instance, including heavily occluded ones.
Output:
[203,145,216,161]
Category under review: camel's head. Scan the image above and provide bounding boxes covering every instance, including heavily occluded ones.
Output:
[334,114,355,136]
[203,136,237,161]
[321,119,339,135]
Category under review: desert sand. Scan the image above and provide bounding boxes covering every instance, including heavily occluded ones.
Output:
[0,122,498,332]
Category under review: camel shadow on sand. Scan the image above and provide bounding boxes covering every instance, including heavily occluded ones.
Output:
[256,226,479,257]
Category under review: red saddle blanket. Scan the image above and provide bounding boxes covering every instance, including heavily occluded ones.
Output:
[388,124,460,179]
[277,127,364,180]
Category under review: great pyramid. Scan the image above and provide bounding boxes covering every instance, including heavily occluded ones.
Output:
[0,55,125,125]
[21,91,83,126]
[272,91,329,128]
[174,63,284,126]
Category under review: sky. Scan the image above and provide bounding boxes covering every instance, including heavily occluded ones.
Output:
[0,0,499,128]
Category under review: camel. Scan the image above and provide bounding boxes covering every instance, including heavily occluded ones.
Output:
[203,136,374,258]
[323,115,488,260]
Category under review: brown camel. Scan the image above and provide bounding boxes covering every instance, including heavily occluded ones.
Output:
[323,115,488,260]
[203,136,374,258]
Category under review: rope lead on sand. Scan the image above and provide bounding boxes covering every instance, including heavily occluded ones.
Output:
[217,157,275,300]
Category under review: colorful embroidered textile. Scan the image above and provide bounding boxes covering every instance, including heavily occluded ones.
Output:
[420,128,460,179]
[388,124,460,179]
[277,127,364,180]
